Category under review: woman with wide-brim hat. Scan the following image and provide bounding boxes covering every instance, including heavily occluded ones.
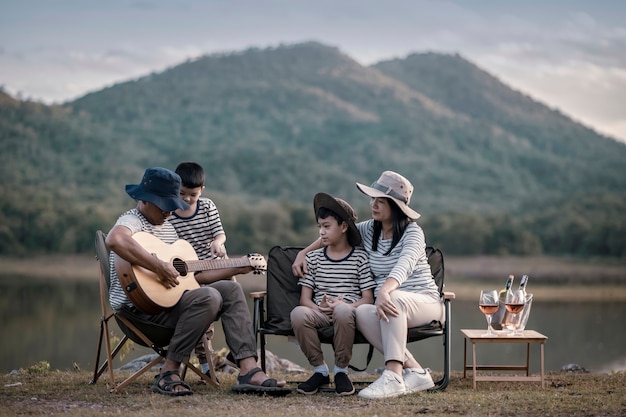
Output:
[292,171,444,399]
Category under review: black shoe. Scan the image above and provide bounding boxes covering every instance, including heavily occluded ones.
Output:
[334,372,355,396]
[297,372,330,395]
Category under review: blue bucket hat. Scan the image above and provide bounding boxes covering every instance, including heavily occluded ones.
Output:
[125,167,190,212]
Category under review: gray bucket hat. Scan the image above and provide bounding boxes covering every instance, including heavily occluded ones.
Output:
[125,167,190,212]
[356,170,420,220]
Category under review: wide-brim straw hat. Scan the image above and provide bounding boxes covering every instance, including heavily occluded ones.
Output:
[356,170,420,220]
[313,192,362,247]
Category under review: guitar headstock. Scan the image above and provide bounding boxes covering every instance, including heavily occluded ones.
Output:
[246,253,267,274]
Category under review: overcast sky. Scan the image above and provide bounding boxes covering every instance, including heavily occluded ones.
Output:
[1,0,625,143]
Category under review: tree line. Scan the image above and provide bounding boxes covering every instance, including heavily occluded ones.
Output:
[1,186,623,259]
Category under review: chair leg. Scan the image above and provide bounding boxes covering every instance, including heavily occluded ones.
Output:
[92,332,129,387]
[101,315,119,387]
[111,355,164,393]
[201,330,219,386]
[182,328,219,387]
[185,359,219,388]
[90,319,107,384]
[259,332,267,373]
[431,300,451,391]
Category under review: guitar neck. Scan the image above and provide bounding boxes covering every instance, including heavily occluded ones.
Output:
[185,257,250,273]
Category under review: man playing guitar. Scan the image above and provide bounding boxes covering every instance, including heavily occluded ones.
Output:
[107,167,290,396]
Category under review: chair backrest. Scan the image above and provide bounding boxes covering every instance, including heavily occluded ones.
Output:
[94,229,174,348]
[264,245,444,334]
[265,246,303,333]
[426,246,445,295]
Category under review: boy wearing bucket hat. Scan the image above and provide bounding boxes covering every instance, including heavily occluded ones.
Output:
[290,193,376,396]
[106,167,289,396]
[292,171,444,399]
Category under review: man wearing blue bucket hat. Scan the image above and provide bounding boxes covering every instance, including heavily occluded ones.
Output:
[106,167,289,396]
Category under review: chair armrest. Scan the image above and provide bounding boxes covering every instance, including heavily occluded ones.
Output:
[249,291,267,299]
[443,291,455,301]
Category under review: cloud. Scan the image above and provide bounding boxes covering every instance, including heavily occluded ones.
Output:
[0,0,625,142]
[440,9,626,142]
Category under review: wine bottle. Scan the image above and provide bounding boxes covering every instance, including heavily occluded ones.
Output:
[493,275,514,329]
[499,275,515,303]
[515,274,531,332]
[519,274,529,297]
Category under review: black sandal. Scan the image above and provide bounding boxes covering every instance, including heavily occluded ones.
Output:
[151,370,193,396]
[232,367,292,396]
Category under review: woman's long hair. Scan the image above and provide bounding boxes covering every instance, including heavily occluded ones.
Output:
[372,198,410,255]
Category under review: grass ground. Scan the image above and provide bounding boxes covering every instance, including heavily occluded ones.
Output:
[2,254,625,415]
[1,367,624,416]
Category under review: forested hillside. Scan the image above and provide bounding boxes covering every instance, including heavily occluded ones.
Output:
[1,42,625,258]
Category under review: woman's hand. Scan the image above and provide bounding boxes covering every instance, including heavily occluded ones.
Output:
[292,239,323,277]
[375,288,399,322]
[291,250,308,277]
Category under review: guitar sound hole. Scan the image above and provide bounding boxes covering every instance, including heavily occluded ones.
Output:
[172,258,188,276]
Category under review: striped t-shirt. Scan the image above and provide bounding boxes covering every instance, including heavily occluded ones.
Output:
[356,219,439,299]
[169,198,225,260]
[108,208,179,311]
[299,247,376,305]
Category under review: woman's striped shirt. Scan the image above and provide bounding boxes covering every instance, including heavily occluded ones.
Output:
[356,219,439,299]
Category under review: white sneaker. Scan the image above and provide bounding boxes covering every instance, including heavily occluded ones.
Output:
[403,368,435,393]
[358,369,407,399]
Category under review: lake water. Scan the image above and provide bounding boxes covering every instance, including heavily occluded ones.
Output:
[2,279,625,375]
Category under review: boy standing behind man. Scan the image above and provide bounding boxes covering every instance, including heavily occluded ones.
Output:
[170,162,228,261]
[290,193,375,396]
[168,162,290,395]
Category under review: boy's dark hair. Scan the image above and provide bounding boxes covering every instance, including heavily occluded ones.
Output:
[316,207,344,226]
[175,162,205,188]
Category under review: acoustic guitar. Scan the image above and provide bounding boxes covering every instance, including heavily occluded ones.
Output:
[115,231,266,314]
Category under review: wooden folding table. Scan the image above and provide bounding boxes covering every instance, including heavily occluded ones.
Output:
[461,329,548,388]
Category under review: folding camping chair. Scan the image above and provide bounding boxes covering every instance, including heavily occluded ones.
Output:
[250,245,454,391]
[89,230,218,392]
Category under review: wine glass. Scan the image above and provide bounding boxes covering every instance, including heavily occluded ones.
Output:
[505,289,526,336]
[478,290,499,337]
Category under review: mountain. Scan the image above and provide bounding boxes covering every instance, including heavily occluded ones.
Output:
[67,42,625,211]
[1,41,625,257]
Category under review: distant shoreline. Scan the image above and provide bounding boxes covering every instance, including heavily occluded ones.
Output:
[2,254,625,301]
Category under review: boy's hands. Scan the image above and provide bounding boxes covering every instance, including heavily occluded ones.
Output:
[319,294,344,316]
[210,241,227,258]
